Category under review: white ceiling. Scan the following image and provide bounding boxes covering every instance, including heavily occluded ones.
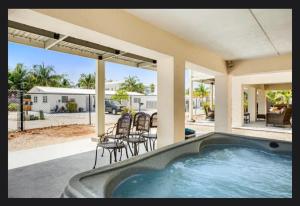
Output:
[126,9,292,60]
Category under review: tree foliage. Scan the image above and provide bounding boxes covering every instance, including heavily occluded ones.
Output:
[150,83,155,93]
[111,89,129,103]
[266,90,292,105]
[193,83,210,105]
[31,63,63,87]
[77,73,95,89]
[120,76,145,94]
[8,63,73,92]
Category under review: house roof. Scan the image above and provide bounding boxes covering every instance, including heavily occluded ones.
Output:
[28,86,144,96]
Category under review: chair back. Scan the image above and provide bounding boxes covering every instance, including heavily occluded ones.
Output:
[115,116,131,136]
[283,107,292,123]
[136,113,151,133]
[133,112,145,127]
[204,106,209,116]
[150,112,158,128]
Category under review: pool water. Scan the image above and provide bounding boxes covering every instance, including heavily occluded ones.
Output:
[112,145,292,198]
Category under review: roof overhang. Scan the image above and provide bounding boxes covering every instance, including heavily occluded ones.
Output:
[8,20,157,71]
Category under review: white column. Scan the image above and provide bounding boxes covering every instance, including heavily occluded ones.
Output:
[232,78,243,127]
[210,83,214,108]
[215,74,232,133]
[188,69,194,122]
[248,86,257,122]
[257,86,266,115]
[96,60,105,136]
[157,57,185,148]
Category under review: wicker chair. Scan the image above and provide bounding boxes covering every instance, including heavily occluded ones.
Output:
[142,112,157,151]
[204,106,214,120]
[266,106,292,127]
[92,116,131,168]
[124,113,150,156]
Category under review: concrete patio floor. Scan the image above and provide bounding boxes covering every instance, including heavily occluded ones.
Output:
[8,139,147,198]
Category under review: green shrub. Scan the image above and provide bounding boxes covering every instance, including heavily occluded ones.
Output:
[121,107,136,116]
[8,103,18,111]
[66,101,78,112]
[39,110,45,120]
[29,115,39,120]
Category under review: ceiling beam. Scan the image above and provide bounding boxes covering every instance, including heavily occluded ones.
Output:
[122,53,157,64]
[44,34,68,50]
[137,62,155,68]
[8,20,157,66]
[63,36,120,55]
[8,20,56,39]
[99,51,127,61]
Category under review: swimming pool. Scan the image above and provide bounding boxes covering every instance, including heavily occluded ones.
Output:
[61,132,292,198]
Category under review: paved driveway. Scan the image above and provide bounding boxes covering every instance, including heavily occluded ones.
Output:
[8,110,157,132]
[8,112,120,132]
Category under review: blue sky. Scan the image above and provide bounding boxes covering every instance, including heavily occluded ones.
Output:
[8,42,158,85]
[8,42,195,88]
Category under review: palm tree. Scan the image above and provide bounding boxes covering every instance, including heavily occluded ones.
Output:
[120,76,145,94]
[150,83,155,93]
[266,90,292,106]
[60,77,73,88]
[31,63,62,87]
[8,63,29,90]
[194,83,209,113]
[77,73,95,89]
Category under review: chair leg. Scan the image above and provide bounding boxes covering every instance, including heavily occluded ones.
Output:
[119,148,123,161]
[114,149,117,162]
[153,139,156,150]
[133,143,138,155]
[101,147,105,157]
[144,141,148,152]
[128,143,133,156]
[109,150,113,164]
[93,145,99,169]
[149,139,153,151]
[125,146,129,158]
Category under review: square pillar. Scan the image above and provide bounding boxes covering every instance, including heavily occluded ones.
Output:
[157,57,185,148]
[96,60,105,136]
[188,69,194,122]
[215,74,232,132]
[247,86,257,122]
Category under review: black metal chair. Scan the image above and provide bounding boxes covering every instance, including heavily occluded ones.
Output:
[130,112,145,134]
[142,112,157,151]
[93,116,131,169]
[124,113,150,156]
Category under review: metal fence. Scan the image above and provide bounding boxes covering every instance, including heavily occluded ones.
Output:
[8,90,97,132]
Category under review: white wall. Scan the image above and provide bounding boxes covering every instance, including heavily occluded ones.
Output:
[31,94,95,113]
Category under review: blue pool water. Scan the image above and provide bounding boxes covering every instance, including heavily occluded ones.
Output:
[112,145,292,198]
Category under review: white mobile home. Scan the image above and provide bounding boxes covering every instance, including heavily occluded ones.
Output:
[28,86,158,113]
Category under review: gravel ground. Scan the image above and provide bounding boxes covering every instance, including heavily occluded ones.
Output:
[8,124,113,151]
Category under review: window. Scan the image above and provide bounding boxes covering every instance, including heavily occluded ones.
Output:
[146,101,157,109]
[134,98,141,103]
[42,96,47,103]
[62,96,68,103]
[34,96,38,103]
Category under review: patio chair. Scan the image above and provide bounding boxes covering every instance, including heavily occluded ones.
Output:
[266,106,292,127]
[92,116,131,169]
[129,112,145,135]
[124,113,150,156]
[142,112,157,151]
[204,106,214,120]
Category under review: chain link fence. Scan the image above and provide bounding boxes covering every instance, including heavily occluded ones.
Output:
[8,90,97,132]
